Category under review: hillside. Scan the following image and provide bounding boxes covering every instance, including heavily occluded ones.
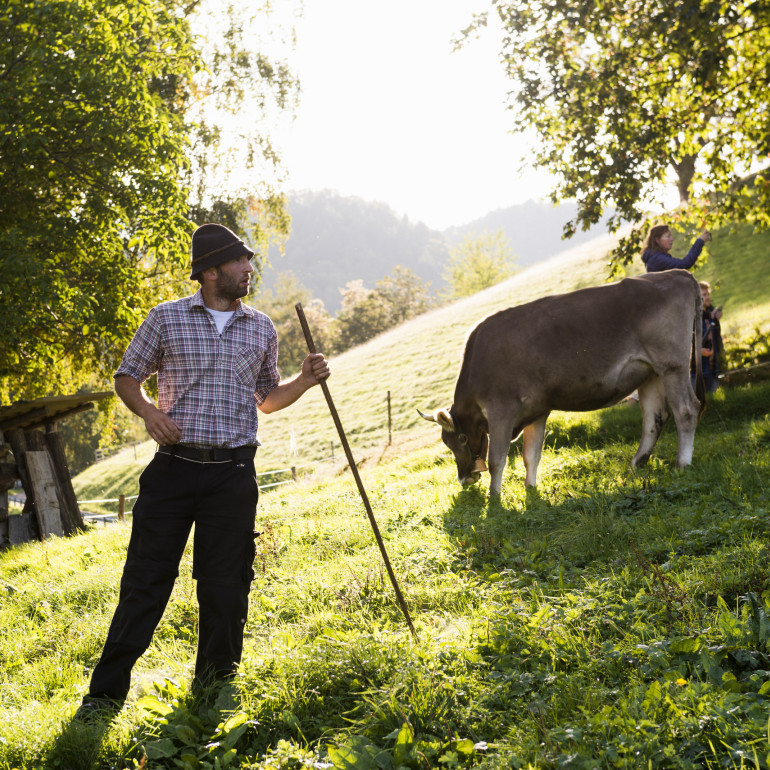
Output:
[72,222,770,512]
[72,231,626,506]
[444,199,615,265]
[259,191,612,313]
[6,249,770,768]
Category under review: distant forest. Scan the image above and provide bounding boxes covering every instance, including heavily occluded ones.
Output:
[259,190,611,314]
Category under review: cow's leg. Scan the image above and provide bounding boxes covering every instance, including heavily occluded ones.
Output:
[486,410,517,497]
[522,415,548,487]
[662,370,701,467]
[633,375,669,467]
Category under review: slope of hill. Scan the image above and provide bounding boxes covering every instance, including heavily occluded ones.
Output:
[73,231,623,506]
[72,222,770,508]
[254,231,623,470]
[261,191,449,313]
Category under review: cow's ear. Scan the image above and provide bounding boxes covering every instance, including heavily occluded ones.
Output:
[436,408,455,432]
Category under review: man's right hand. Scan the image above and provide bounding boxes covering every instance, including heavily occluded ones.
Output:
[115,374,182,445]
[142,405,183,445]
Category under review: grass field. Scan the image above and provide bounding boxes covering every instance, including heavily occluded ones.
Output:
[2,380,770,769]
[1,224,769,769]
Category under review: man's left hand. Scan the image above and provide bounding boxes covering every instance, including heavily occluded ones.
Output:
[302,353,330,385]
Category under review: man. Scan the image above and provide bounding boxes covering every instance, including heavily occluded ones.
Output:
[696,280,724,392]
[76,223,329,718]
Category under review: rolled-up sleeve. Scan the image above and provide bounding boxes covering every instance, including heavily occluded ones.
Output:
[114,307,163,383]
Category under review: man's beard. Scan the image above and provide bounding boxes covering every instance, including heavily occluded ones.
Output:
[215,271,249,302]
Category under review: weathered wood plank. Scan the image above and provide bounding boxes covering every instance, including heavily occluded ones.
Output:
[25,450,64,539]
[44,423,84,534]
[8,511,35,545]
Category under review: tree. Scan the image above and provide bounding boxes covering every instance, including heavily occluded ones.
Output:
[335,280,391,351]
[256,273,336,374]
[335,267,436,351]
[466,0,770,267]
[443,230,517,299]
[371,265,434,325]
[0,0,297,401]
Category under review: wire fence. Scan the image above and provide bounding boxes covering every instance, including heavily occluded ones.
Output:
[8,389,417,524]
[70,451,340,521]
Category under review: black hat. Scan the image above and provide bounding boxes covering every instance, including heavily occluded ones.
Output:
[190,223,254,279]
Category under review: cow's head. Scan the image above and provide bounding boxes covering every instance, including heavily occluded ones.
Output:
[418,407,488,487]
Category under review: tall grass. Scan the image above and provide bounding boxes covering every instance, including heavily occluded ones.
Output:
[2,378,770,769]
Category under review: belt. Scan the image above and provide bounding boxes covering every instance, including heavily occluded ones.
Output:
[157,445,257,463]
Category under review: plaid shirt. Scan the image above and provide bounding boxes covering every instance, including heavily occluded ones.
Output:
[115,290,280,447]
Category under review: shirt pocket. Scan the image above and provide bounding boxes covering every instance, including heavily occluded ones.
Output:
[234,348,264,390]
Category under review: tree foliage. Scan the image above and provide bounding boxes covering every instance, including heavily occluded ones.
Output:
[443,230,517,299]
[256,272,335,375]
[468,0,770,267]
[0,0,296,401]
[335,267,435,351]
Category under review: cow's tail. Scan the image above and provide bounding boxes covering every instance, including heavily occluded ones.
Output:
[693,281,707,418]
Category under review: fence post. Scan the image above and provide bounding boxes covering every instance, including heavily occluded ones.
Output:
[387,390,392,445]
[118,494,125,522]
[291,466,297,482]
[330,441,334,461]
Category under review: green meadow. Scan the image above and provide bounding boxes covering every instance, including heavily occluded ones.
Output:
[1,228,770,769]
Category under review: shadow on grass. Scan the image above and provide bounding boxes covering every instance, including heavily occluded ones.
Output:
[47,681,243,770]
[48,710,117,770]
[439,383,770,579]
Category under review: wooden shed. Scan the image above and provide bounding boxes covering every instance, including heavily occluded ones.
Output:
[0,392,112,547]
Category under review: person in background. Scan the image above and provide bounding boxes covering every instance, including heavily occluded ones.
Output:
[641,224,711,272]
[76,223,330,720]
[696,280,724,392]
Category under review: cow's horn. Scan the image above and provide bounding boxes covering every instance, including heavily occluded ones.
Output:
[417,408,437,423]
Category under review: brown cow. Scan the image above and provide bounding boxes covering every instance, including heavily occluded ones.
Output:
[421,270,706,496]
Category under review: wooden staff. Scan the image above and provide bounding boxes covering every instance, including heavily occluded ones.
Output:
[295,302,417,640]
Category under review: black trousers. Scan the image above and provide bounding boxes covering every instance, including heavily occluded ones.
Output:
[87,453,259,701]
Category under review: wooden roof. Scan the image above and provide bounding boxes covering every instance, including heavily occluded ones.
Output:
[0,392,113,433]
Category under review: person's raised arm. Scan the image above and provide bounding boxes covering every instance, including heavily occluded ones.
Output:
[258,353,330,414]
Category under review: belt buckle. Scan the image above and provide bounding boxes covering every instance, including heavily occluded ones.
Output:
[199,448,215,462]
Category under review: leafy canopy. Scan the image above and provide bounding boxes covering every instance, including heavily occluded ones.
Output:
[0,0,296,401]
[443,230,518,299]
[335,266,435,350]
[466,0,770,267]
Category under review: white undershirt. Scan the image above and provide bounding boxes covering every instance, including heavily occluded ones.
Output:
[205,307,235,335]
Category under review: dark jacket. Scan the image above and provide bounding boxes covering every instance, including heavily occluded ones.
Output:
[701,311,723,376]
[642,237,706,272]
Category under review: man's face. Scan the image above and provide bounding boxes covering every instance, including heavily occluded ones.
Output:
[214,255,253,301]
[701,286,711,309]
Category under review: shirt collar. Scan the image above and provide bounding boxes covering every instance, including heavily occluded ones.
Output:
[189,289,245,317]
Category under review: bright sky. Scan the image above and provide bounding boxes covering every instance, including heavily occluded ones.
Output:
[276,0,555,230]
